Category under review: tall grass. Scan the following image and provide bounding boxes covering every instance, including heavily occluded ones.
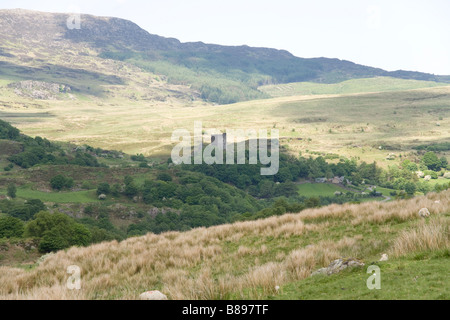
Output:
[0,190,448,300]
[391,218,449,257]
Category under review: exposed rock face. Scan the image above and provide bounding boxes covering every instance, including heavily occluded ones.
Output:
[311,258,365,276]
[418,208,431,218]
[8,80,72,100]
[36,252,55,265]
[139,290,168,300]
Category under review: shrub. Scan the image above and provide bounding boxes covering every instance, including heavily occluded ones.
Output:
[0,216,24,238]
[131,154,146,162]
[424,170,438,179]
[96,182,110,195]
[157,172,172,182]
[111,183,122,197]
[139,162,149,168]
[7,183,16,199]
[26,211,92,253]
[124,183,139,198]
[50,175,74,190]
[6,199,45,221]
[422,151,442,171]
[81,181,95,190]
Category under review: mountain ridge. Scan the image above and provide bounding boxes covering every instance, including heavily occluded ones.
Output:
[1,9,448,78]
[1,8,449,105]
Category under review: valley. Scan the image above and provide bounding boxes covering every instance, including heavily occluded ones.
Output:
[0,8,448,301]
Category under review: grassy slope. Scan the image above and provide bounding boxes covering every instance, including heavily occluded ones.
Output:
[2,81,449,166]
[0,190,448,300]
[297,183,350,197]
[0,188,99,203]
[259,77,449,98]
[275,250,449,300]
[1,27,449,166]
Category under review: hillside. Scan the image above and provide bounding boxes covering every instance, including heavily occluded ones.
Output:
[0,190,448,299]
[1,9,449,105]
[0,8,449,302]
[3,84,448,164]
[0,118,448,272]
[1,9,449,162]
[259,77,450,98]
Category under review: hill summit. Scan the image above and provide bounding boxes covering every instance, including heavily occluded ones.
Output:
[1,9,449,105]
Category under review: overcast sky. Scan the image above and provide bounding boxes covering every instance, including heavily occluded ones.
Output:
[2,0,450,75]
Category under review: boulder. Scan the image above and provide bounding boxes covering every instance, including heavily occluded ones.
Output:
[424,175,431,181]
[139,290,168,300]
[98,194,107,200]
[418,208,430,218]
[444,172,450,179]
[311,258,364,276]
[36,252,55,266]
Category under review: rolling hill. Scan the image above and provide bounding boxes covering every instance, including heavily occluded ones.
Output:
[0,8,449,302]
[1,9,449,105]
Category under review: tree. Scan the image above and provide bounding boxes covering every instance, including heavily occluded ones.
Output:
[124,182,139,198]
[96,182,110,195]
[402,159,418,172]
[422,152,441,171]
[157,172,172,182]
[440,156,449,169]
[38,226,69,253]
[26,211,92,253]
[50,175,73,190]
[404,181,416,195]
[0,216,24,238]
[275,167,293,183]
[7,183,16,198]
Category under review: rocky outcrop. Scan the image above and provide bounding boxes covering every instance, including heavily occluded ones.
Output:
[8,80,73,100]
[311,258,364,276]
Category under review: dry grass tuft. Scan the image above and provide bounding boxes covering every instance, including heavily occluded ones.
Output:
[391,218,450,257]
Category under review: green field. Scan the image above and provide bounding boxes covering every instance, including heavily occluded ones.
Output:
[0,188,99,203]
[297,183,350,197]
[260,77,449,98]
[2,83,449,168]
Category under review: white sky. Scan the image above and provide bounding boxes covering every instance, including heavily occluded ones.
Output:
[1,0,449,75]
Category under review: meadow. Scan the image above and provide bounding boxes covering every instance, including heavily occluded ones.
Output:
[259,77,449,97]
[0,188,99,203]
[297,183,350,197]
[1,81,449,169]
